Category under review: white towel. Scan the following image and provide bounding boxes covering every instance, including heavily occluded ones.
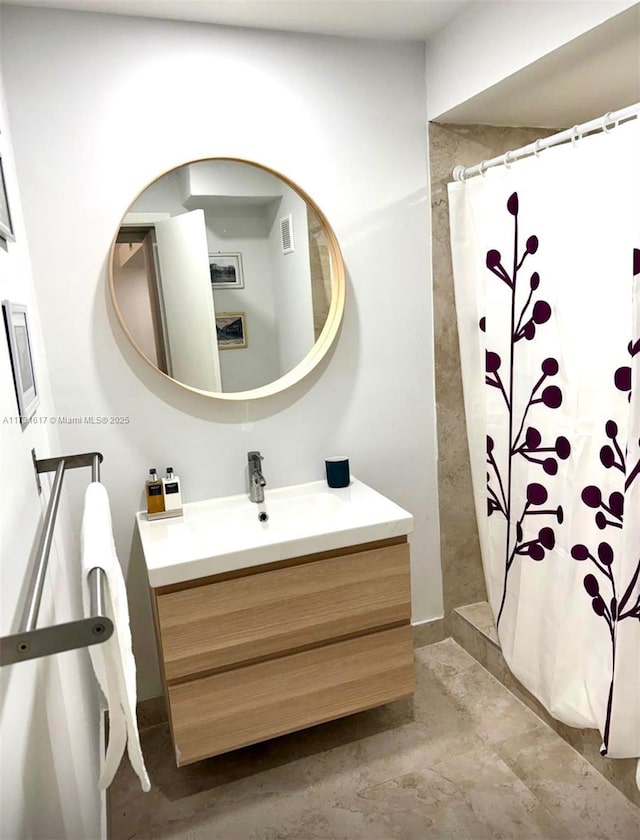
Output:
[81,481,150,792]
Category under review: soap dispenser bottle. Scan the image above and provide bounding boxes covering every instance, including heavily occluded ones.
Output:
[162,467,183,515]
[146,468,165,516]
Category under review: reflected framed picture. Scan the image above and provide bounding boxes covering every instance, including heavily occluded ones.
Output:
[209,252,244,290]
[0,157,16,243]
[216,311,247,350]
[2,301,39,427]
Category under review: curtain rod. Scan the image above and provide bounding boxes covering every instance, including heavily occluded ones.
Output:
[452,103,640,182]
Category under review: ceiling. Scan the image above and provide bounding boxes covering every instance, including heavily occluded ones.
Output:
[0,0,475,40]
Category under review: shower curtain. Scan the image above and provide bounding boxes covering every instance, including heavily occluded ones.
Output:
[448,118,639,765]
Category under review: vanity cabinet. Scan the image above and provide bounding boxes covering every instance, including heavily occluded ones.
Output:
[149,536,415,766]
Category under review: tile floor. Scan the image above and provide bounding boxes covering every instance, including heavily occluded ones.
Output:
[452,603,640,807]
[110,640,640,839]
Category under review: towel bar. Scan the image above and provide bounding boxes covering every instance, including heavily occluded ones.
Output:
[0,451,114,666]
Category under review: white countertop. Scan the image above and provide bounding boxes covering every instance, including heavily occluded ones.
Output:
[136,477,413,588]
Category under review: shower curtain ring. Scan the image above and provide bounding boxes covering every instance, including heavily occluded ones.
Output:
[602,112,617,132]
[504,150,514,168]
[533,139,544,157]
[571,125,582,146]
[479,159,489,177]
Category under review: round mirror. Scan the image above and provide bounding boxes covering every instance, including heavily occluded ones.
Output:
[109,158,345,400]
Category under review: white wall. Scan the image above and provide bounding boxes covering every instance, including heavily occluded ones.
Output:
[208,214,280,391]
[194,161,283,391]
[426,0,638,119]
[269,185,314,375]
[0,33,103,840]
[1,6,441,701]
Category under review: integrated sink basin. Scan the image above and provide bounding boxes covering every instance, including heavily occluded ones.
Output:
[136,477,413,587]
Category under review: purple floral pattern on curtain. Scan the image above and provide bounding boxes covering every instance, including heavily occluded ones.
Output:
[483,192,569,626]
[571,248,640,754]
[450,121,640,762]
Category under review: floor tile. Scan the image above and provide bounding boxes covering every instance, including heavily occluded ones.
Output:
[110,640,640,840]
[302,719,485,805]
[323,743,572,840]
[453,604,640,808]
[130,796,336,840]
[421,642,546,745]
[414,637,478,679]
[109,724,315,838]
[494,728,640,840]
[426,745,571,838]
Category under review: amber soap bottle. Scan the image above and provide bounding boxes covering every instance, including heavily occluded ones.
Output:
[146,468,165,516]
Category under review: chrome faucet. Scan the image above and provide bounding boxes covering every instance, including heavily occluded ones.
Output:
[247,451,266,503]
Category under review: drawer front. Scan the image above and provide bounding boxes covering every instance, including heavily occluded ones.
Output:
[169,625,415,765]
[156,542,410,681]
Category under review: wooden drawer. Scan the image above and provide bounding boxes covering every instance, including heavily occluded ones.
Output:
[155,542,411,681]
[168,625,415,765]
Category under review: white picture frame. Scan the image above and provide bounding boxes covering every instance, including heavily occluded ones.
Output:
[0,157,16,243]
[2,301,39,426]
[209,252,244,290]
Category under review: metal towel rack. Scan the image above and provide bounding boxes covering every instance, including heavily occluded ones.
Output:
[0,451,114,666]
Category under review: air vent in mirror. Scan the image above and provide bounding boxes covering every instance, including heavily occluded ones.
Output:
[280,214,294,254]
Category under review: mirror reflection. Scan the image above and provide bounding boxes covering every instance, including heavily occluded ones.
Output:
[110,159,336,394]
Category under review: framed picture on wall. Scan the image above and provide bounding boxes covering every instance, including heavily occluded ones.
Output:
[209,252,244,290]
[2,301,39,426]
[0,157,16,243]
[216,311,247,350]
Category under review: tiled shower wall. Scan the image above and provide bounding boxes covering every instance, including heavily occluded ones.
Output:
[429,123,555,629]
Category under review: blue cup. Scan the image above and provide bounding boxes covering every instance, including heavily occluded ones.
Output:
[325,457,350,488]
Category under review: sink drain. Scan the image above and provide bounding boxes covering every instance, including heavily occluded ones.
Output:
[258,511,269,523]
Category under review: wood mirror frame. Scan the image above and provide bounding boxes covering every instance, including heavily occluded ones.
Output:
[108,157,346,401]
